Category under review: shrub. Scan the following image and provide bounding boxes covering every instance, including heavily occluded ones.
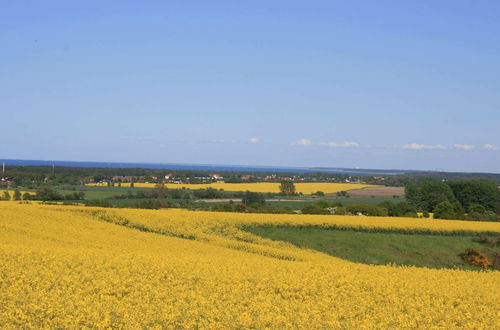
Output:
[468,203,486,214]
[433,201,456,219]
[460,248,492,268]
[301,204,329,215]
[241,191,265,207]
[13,190,22,201]
[23,192,34,200]
[346,204,388,217]
[2,191,11,200]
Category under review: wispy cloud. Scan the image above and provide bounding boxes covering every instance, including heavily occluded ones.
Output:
[249,137,260,144]
[403,143,446,150]
[320,141,361,148]
[483,144,499,150]
[454,144,475,151]
[291,138,313,146]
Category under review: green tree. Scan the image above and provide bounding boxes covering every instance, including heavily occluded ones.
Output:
[346,204,388,217]
[378,201,417,217]
[279,181,296,196]
[448,180,500,211]
[433,201,456,219]
[393,202,417,217]
[301,204,329,214]
[154,183,168,199]
[241,191,265,207]
[468,203,486,214]
[13,189,22,201]
[406,181,455,212]
[35,186,63,201]
[3,191,11,200]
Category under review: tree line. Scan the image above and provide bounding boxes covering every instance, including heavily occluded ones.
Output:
[405,180,500,221]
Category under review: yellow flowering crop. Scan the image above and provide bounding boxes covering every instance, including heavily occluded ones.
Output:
[87,182,376,194]
[1,202,499,328]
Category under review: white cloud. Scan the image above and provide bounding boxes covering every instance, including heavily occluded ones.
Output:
[291,138,313,146]
[454,144,475,150]
[403,143,446,150]
[320,141,361,148]
[483,144,499,150]
[249,137,260,144]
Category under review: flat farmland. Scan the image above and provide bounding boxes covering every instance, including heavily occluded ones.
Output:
[348,186,405,196]
[87,182,377,194]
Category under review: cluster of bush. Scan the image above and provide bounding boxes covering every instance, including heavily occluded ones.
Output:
[300,200,417,217]
[460,247,499,269]
[406,180,500,221]
[85,198,197,209]
[211,191,292,214]
[111,186,275,201]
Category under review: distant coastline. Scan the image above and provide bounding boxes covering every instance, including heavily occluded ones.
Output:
[0,159,419,176]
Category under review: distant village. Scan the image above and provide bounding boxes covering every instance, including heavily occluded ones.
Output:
[93,173,362,185]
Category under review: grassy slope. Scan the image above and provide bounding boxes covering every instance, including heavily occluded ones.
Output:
[245,226,499,269]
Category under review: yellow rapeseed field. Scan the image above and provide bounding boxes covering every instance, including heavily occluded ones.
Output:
[87,182,376,194]
[1,202,499,328]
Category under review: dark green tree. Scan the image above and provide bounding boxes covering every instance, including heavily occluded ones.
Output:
[346,204,388,216]
[153,183,168,199]
[35,186,64,201]
[433,201,456,219]
[3,191,11,200]
[279,181,296,196]
[379,201,417,217]
[241,191,265,207]
[405,181,455,212]
[23,192,33,200]
[468,203,486,214]
[13,189,22,201]
[448,180,500,211]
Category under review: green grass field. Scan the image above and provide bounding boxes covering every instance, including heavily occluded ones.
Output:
[50,185,149,200]
[245,226,499,270]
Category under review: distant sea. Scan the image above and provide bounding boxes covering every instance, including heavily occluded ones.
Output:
[0,159,416,176]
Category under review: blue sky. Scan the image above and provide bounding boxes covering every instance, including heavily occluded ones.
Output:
[1,1,499,172]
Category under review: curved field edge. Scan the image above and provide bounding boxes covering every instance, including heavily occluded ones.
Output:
[1,202,500,328]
